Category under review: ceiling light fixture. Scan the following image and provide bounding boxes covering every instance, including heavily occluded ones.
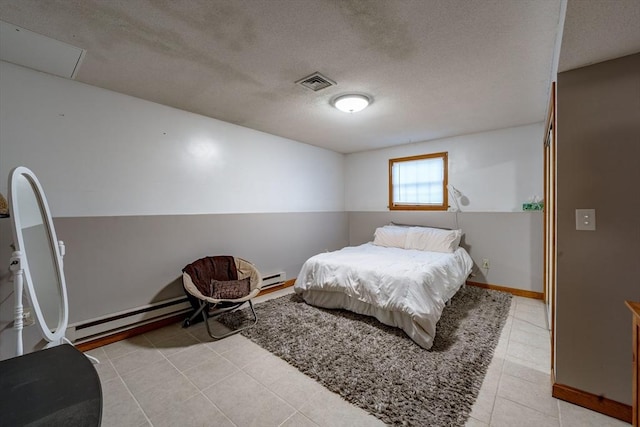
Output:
[333,94,371,113]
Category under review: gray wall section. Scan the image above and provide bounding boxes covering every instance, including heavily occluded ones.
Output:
[0,211,348,359]
[0,209,539,359]
[349,211,543,292]
[555,53,640,405]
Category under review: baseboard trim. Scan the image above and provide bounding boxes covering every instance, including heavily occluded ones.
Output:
[257,279,295,296]
[78,279,297,352]
[76,313,185,352]
[552,382,632,423]
[466,280,544,299]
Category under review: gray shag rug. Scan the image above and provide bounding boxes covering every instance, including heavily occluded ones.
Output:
[223,285,511,426]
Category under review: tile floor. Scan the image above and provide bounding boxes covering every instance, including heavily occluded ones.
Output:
[88,288,630,427]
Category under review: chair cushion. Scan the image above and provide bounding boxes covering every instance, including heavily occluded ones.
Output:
[210,277,251,300]
[183,256,238,297]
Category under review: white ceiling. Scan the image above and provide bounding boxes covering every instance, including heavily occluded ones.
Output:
[559,0,640,72]
[0,1,638,154]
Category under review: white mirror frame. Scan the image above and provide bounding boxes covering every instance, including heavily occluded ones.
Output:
[8,166,69,355]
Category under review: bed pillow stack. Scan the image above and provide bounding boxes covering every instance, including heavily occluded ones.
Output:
[371,225,409,248]
[405,227,462,253]
[373,224,462,253]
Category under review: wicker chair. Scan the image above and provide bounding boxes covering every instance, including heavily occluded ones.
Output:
[182,256,262,339]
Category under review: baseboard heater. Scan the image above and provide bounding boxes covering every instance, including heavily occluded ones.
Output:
[66,296,192,344]
[261,271,286,289]
[67,271,287,343]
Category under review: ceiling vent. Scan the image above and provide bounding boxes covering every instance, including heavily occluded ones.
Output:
[296,72,336,92]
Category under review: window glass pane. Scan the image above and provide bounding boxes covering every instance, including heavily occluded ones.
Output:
[392,156,444,205]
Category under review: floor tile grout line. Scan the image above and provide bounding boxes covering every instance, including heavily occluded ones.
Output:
[197,389,239,427]
[487,299,515,427]
[183,325,213,344]
[557,398,564,427]
[187,361,239,392]
[103,344,144,362]
[507,337,551,353]
[103,333,159,365]
[505,338,552,357]
[236,371,298,417]
[101,341,162,426]
[100,289,621,427]
[502,354,551,376]
[238,352,322,412]
[101,357,120,387]
[500,300,517,363]
[278,410,318,427]
[108,331,233,426]
[511,314,548,330]
[490,297,563,426]
[497,394,561,420]
[155,326,271,380]
[152,338,237,426]
[495,372,560,414]
[198,337,304,421]
[217,346,267,369]
[277,412,297,427]
[173,349,239,380]
[197,368,246,397]
[197,366,295,426]
[505,333,552,354]
[153,333,230,390]
[510,315,548,328]
[111,369,154,427]
[499,367,552,387]
[100,287,579,427]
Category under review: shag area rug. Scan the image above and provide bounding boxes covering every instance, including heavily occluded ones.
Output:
[227,285,511,426]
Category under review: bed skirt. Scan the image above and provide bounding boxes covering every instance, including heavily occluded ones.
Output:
[297,289,435,349]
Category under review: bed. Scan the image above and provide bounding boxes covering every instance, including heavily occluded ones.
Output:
[294,224,474,349]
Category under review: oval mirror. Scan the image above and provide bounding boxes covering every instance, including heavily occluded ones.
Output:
[9,166,69,344]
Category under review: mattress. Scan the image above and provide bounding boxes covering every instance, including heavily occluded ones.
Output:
[294,242,474,349]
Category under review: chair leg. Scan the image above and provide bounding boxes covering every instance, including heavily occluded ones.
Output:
[183,301,208,327]
[202,300,258,340]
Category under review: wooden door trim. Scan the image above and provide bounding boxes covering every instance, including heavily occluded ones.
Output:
[544,81,557,372]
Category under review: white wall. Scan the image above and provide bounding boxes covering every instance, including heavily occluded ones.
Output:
[0,60,546,359]
[0,61,344,216]
[0,61,348,359]
[345,124,545,293]
[345,123,544,212]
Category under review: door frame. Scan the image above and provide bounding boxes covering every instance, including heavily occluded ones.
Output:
[543,81,557,373]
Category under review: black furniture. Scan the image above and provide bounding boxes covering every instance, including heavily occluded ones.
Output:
[0,344,102,426]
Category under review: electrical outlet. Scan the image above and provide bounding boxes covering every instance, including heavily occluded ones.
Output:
[482,259,490,269]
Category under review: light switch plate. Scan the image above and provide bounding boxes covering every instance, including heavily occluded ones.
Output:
[576,209,596,231]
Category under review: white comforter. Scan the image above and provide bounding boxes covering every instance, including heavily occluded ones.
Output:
[294,243,474,349]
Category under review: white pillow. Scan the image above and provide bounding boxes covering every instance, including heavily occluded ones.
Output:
[404,227,462,253]
[372,226,409,249]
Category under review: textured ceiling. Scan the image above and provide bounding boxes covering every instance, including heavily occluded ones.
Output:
[0,1,636,153]
[559,0,640,72]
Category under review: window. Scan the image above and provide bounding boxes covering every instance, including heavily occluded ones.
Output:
[389,152,448,211]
